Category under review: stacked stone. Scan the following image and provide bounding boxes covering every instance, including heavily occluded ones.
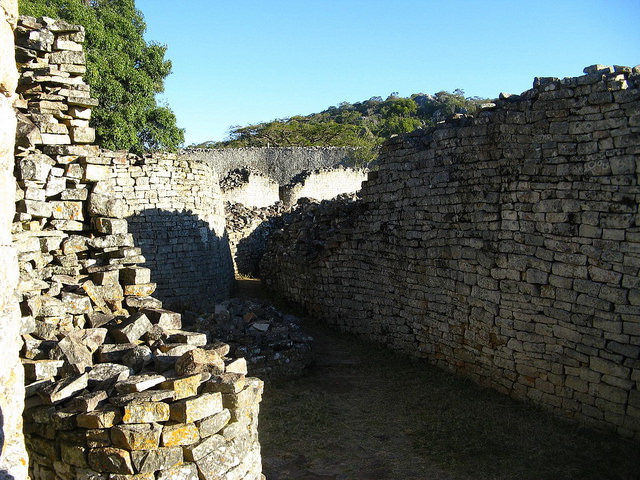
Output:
[24,321,264,480]
[225,201,292,276]
[279,166,368,207]
[194,298,314,380]
[104,151,234,311]
[14,17,264,480]
[261,65,640,438]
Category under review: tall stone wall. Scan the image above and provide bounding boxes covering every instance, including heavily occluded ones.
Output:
[280,167,368,207]
[13,16,263,480]
[183,147,354,185]
[105,152,234,311]
[261,65,640,437]
[0,2,28,479]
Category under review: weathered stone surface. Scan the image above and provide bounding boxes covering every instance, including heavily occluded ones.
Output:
[166,330,207,346]
[110,390,175,407]
[93,217,128,235]
[88,193,126,218]
[130,447,183,474]
[77,407,122,429]
[123,283,156,297]
[158,374,201,400]
[87,363,131,387]
[111,313,152,343]
[87,447,134,474]
[183,433,225,462]
[22,358,64,381]
[175,348,225,377]
[170,392,223,424]
[122,401,170,424]
[121,345,153,371]
[197,409,231,438]
[69,390,108,412]
[161,422,200,447]
[111,423,162,451]
[156,463,199,480]
[39,372,88,404]
[96,344,137,363]
[115,373,166,394]
[119,266,150,284]
[202,373,246,395]
[142,308,181,329]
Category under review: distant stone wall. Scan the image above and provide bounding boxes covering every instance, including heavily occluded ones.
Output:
[221,169,280,208]
[0,2,28,479]
[262,65,640,438]
[183,147,354,185]
[105,151,234,311]
[280,167,368,207]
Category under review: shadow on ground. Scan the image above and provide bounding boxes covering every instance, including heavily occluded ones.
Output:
[257,316,640,480]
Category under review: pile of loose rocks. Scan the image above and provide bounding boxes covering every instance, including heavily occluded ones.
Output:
[24,308,264,480]
[193,298,314,380]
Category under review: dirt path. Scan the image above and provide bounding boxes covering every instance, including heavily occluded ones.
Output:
[234,279,640,480]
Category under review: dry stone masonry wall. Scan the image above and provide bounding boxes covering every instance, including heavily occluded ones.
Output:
[220,169,280,209]
[261,65,640,438]
[0,1,29,478]
[13,16,263,480]
[279,166,368,207]
[105,152,234,311]
[182,147,354,185]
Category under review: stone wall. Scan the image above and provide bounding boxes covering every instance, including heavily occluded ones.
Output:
[105,151,234,311]
[13,16,263,480]
[183,147,354,185]
[280,167,368,207]
[0,1,28,479]
[221,169,280,209]
[261,65,640,438]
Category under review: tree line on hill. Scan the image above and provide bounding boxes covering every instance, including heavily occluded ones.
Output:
[194,90,485,163]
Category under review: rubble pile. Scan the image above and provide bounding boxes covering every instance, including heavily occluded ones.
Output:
[224,201,291,276]
[14,17,265,480]
[194,298,314,380]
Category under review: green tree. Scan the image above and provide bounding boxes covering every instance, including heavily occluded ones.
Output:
[19,0,184,152]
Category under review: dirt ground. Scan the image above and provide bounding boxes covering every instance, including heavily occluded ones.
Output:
[235,279,640,480]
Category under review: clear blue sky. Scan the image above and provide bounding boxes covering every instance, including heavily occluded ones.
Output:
[135,0,639,146]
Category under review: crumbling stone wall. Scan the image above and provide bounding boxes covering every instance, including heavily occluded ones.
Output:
[14,16,264,480]
[221,169,280,208]
[183,146,354,185]
[105,151,234,311]
[262,65,640,438]
[0,1,29,479]
[280,166,368,207]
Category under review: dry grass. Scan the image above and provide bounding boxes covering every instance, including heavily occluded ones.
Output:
[259,319,640,480]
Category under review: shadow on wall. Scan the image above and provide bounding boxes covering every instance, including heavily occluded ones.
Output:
[234,219,275,277]
[127,209,234,312]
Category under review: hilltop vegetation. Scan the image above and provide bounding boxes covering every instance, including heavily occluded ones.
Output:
[20,0,184,153]
[195,90,485,163]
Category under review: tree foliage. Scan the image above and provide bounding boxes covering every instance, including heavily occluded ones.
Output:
[200,90,484,165]
[19,0,184,153]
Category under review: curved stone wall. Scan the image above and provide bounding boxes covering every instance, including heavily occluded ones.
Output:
[261,65,640,438]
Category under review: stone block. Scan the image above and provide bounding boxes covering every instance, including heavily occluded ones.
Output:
[123,283,157,297]
[111,313,153,343]
[83,163,109,181]
[130,447,183,474]
[122,401,170,424]
[175,349,225,377]
[22,359,64,382]
[77,407,122,429]
[39,373,88,404]
[197,409,231,438]
[170,392,223,424]
[156,463,199,480]
[51,200,84,220]
[120,266,151,285]
[183,433,225,462]
[111,423,162,451]
[143,308,181,329]
[87,447,134,475]
[93,217,128,235]
[158,374,201,400]
[70,126,95,144]
[89,193,127,218]
[115,373,166,394]
[161,422,200,447]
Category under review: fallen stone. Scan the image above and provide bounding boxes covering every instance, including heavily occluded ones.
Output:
[111,313,152,343]
[96,344,137,363]
[120,266,151,285]
[39,373,89,404]
[69,390,108,412]
[88,233,134,249]
[123,283,157,297]
[122,345,153,372]
[22,359,64,382]
[175,349,225,377]
[87,363,131,388]
[143,308,181,329]
[115,373,166,394]
[225,358,248,375]
[89,193,127,219]
[158,374,201,400]
[202,374,246,394]
[166,330,208,346]
[125,296,162,309]
[93,217,128,235]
